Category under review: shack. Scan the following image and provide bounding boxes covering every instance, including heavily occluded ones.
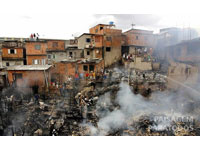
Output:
[6,65,52,94]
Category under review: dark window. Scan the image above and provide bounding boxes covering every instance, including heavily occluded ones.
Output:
[100,27,103,30]
[83,65,88,71]
[52,42,58,48]
[106,37,112,41]
[69,52,73,57]
[87,51,90,55]
[13,73,22,81]
[6,62,9,66]
[10,49,15,54]
[48,55,51,59]
[35,45,41,50]
[86,38,91,43]
[89,65,94,71]
[136,36,139,40]
[106,47,111,52]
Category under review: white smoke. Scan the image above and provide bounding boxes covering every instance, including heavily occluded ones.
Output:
[82,81,198,135]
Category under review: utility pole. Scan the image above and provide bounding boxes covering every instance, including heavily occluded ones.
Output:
[131,23,135,29]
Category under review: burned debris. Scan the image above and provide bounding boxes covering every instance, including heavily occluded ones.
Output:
[1,22,200,136]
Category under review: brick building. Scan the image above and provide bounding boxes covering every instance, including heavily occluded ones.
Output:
[164,38,200,64]
[89,24,122,67]
[122,28,156,56]
[65,39,83,60]
[25,40,47,65]
[50,59,104,85]
[6,65,52,94]
[1,41,26,67]
[46,39,67,64]
[77,33,103,59]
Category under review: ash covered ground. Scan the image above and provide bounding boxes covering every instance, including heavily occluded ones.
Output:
[1,67,200,136]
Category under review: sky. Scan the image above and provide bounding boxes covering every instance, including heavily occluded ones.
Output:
[1,1,200,39]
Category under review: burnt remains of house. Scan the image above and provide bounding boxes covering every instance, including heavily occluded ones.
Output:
[1,22,200,136]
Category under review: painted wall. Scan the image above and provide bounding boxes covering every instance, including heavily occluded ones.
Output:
[66,49,83,60]
[47,51,67,64]
[2,60,23,66]
[126,56,152,71]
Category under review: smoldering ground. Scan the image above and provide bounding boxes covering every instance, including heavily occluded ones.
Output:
[81,80,200,135]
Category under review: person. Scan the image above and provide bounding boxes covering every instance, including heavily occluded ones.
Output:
[143,73,146,79]
[153,73,156,79]
[148,55,151,61]
[92,72,96,80]
[96,72,100,81]
[56,82,59,89]
[85,72,89,80]
[123,53,126,59]
[101,68,104,74]
[109,70,112,78]
[130,54,133,60]
[59,85,63,96]
[7,95,14,112]
[30,34,33,39]
[36,33,40,40]
[103,72,107,79]
[75,73,79,81]
[80,73,84,79]
[89,72,93,80]
[34,94,39,105]
[68,76,72,82]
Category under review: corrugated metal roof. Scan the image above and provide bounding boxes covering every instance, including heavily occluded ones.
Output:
[6,65,52,71]
[79,58,102,64]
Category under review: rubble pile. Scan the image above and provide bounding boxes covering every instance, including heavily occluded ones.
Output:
[129,70,167,97]
[0,66,199,136]
[80,114,200,136]
[0,68,123,136]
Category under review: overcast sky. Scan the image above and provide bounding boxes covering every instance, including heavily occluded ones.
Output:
[1,14,200,40]
[1,0,200,40]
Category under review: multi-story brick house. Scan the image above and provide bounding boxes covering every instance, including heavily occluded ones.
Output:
[1,40,26,67]
[46,39,67,64]
[65,39,83,60]
[122,28,156,56]
[77,33,103,59]
[25,40,47,65]
[89,24,122,67]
